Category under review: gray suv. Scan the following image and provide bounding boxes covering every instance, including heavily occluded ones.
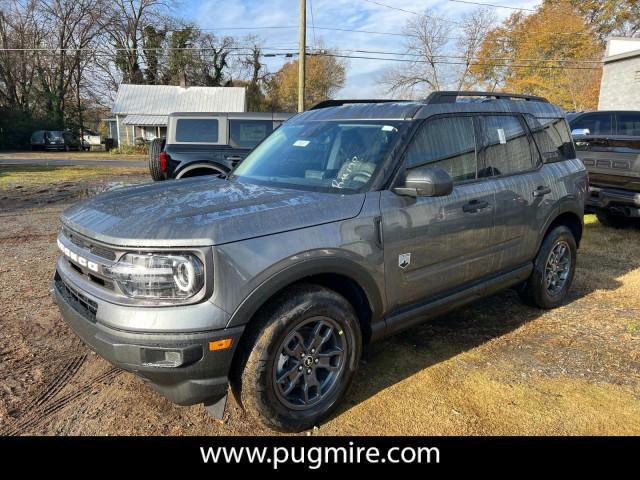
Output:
[52,92,587,432]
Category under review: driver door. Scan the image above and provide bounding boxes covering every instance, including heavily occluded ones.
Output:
[381,115,498,312]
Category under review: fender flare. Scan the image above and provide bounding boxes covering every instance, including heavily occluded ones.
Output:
[536,201,584,252]
[175,162,229,179]
[226,257,385,330]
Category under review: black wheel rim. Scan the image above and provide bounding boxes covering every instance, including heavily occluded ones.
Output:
[544,240,571,295]
[273,316,347,410]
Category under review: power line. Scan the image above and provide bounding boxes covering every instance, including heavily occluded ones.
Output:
[448,0,536,11]
[309,0,318,49]
[308,51,602,70]
[360,0,463,25]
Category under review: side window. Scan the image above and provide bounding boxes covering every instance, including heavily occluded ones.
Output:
[525,116,575,163]
[570,113,613,136]
[616,113,640,136]
[175,118,219,143]
[404,116,477,182]
[477,115,533,176]
[229,119,273,148]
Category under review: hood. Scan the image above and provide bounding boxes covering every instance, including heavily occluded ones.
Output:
[61,177,365,247]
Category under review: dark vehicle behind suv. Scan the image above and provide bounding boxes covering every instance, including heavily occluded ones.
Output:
[148,112,292,180]
[30,130,84,151]
[53,92,586,432]
[568,110,640,227]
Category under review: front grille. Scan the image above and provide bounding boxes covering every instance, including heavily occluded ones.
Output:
[62,227,116,261]
[55,273,98,322]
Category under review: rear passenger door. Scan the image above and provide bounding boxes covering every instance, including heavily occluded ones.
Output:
[476,114,550,271]
[381,115,498,311]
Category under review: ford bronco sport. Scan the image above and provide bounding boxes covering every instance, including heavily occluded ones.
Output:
[52,92,587,432]
[568,110,640,227]
[148,112,291,181]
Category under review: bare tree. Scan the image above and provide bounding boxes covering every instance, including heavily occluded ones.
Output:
[380,12,450,98]
[454,8,497,90]
[35,0,109,126]
[0,0,44,111]
[99,0,166,84]
[380,9,496,97]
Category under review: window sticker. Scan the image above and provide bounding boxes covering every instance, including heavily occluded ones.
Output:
[382,125,396,131]
[293,139,310,147]
[497,128,506,144]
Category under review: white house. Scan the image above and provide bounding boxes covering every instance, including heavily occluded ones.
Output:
[107,84,246,146]
[598,37,640,110]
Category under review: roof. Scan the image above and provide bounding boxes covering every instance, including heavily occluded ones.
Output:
[122,114,167,126]
[292,96,564,123]
[168,112,292,121]
[112,84,246,115]
[603,48,640,64]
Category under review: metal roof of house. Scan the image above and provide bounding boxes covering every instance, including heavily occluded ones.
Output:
[112,84,246,115]
[122,114,168,126]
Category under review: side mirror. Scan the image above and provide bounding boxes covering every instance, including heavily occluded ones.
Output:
[571,128,590,136]
[393,166,453,197]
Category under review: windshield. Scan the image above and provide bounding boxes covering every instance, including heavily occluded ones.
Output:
[231,121,405,192]
[46,131,64,139]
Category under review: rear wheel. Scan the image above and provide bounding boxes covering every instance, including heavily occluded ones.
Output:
[519,225,576,309]
[596,210,631,229]
[148,138,165,181]
[234,284,362,432]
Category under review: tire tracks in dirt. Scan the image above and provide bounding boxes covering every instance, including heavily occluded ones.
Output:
[1,366,122,436]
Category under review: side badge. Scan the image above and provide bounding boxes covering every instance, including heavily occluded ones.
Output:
[398,253,411,269]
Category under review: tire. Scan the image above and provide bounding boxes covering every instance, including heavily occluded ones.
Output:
[519,225,577,309]
[233,284,362,432]
[148,138,165,181]
[596,210,631,229]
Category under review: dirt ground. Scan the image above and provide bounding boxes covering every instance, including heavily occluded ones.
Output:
[1,166,639,436]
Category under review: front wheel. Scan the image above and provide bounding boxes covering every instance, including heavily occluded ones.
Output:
[519,225,577,309]
[234,284,362,432]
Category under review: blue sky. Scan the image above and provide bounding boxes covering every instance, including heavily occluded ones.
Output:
[178,0,540,98]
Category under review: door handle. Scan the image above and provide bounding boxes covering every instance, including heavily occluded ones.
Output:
[533,186,551,197]
[225,155,243,161]
[462,199,490,213]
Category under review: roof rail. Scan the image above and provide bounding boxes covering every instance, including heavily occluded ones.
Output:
[310,99,410,110]
[425,91,549,104]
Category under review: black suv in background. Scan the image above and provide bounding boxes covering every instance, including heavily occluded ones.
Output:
[30,130,85,151]
[148,112,292,180]
[568,111,640,227]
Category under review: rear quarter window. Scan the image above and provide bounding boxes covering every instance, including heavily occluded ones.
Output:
[526,116,575,163]
[477,115,534,176]
[175,118,219,143]
[229,120,273,148]
[616,113,640,136]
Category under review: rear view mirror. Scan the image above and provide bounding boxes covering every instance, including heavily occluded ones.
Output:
[393,166,453,197]
[571,128,590,136]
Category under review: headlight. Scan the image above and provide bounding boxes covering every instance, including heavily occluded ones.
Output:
[106,253,204,299]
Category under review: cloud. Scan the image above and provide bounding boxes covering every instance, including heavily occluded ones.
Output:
[188,0,541,99]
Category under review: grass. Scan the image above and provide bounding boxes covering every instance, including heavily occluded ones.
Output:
[0,165,147,189]
[0,150,146,160]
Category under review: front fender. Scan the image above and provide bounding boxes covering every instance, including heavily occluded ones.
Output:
[225,255,385,330]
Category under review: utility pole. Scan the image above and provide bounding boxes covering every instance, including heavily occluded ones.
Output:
[298,0,306,112]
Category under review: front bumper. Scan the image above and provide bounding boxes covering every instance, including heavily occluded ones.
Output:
[586,186,640,216]
[51,270,244,406]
